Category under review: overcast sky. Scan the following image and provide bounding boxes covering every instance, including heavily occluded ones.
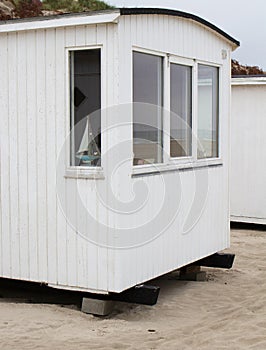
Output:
[108,0,266,70]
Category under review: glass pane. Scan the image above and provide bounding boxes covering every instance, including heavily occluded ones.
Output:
[70,49,101,167]
[197,64,219,159]
[133,52,163,165]
[170,63,192,157]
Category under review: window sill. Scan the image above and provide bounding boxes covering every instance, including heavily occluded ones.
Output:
[65,167,105,179]
[64,159,223,179]
[132,158,223,177]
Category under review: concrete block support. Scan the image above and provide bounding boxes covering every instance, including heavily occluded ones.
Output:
[179,265,207,282]
[81,298,115,316]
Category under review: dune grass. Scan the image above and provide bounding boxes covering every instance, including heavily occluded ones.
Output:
[42,0,115,12]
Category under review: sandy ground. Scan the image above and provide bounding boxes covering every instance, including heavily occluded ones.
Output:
[0,228,266,350]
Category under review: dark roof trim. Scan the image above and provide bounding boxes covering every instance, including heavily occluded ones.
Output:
[0,7,240,47]
[120,8,240,47]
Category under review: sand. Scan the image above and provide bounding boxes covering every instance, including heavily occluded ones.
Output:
[0,228,266,350]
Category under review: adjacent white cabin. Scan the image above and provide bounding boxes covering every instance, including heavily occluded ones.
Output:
[0,9,239,295]
[231,76,266,225]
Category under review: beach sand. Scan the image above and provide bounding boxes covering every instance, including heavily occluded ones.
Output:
[0,228,266,350]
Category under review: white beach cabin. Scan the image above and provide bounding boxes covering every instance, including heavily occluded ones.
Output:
[231,76,266,225]
[0,8,239,300]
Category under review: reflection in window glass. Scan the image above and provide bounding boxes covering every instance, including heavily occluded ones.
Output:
[170,64,192,157]
[197,64,219,159]
[70,49,101,167]
[133,52,163,165]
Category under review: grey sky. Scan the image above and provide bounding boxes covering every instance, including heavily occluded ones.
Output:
[108,0,266,70]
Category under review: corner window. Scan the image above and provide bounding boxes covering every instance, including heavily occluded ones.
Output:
[70,49,101,167]
[170,63,192,158]
[197,64,219,159]
[133,51,163,165]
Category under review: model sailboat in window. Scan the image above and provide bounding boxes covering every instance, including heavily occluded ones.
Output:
[76,115,101,166]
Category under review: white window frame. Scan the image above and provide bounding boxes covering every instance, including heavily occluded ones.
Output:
[62,45,222,178]
[132,53,223,176]
[65,45,105,179]
[132,47,167,167]
[168,55,195,166]
[196,60,222,163]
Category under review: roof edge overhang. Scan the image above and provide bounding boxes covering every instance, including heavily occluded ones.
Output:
[0,10,120,33]
[120,8,240,49]
[232,76,266,86]
[0,7,240,50]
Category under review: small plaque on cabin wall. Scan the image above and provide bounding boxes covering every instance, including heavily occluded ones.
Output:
[222,49,228,60]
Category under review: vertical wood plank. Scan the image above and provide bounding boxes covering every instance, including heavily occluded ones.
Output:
[36,29,48,282]
[46,28,57,284]
[96,23,108,291]
[64,27,78,287]
[76,180,88,288]
[0,33,11,277]
[55,27,68,286]
[26,30,39,281]
[8,32,20,279]
[85,24,97,45]
[74,25,86,47]
[17,31,29,279]
[86,185,98,289]
[65,178,77,287]
[65,27,76,48]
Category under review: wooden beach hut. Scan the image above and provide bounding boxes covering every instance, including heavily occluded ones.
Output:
[231,76,266,225]
[0,8,239,309]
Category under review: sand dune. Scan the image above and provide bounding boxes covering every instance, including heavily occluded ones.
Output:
[1,228,266,350]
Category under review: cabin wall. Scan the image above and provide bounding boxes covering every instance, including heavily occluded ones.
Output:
[0,23,119,293]
[0,13,233,294]
[231,83,266,224]
[111,15,232,292]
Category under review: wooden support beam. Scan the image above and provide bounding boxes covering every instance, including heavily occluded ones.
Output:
[110,284,160,306]
[192,253,235,269]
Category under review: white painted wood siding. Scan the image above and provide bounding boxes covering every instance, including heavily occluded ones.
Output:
[0,23,119,293]
[0,12,233,293]
[112,15,232,292]
[231,79,266,224]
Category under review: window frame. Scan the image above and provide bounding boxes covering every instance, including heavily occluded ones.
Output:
[65,45,105,178]
[64,45,223,178]
[132,47,167,167]
[196,61,221,161]
[168,56,195,165]
[132,51,223,175]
